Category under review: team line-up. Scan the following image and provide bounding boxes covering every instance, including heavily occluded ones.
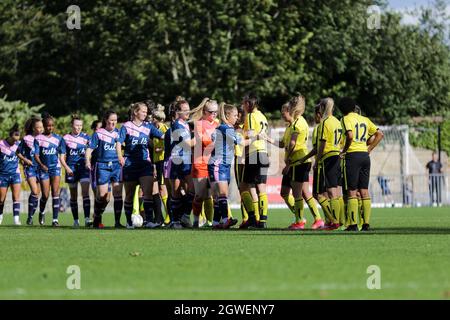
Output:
[0,93,383,231]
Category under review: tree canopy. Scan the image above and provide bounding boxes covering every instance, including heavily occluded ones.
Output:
[0,0,449,123]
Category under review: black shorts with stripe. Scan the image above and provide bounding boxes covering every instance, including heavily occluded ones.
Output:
[243,152,269,184]
[281,162,311,187]
[343,152,370,190]
[313,164,326,194]
[155,161,165,185]
[322,155,341,188]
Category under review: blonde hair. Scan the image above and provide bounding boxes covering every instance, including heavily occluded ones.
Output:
[129,102,147,121]
[281,103,289,112]
[219,102,237,123]
[318,97,334,120]
[153,110,166,122]
[288,94,305,118]
[189,97,218,122]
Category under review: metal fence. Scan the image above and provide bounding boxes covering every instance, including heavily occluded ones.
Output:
[369,173,448,207]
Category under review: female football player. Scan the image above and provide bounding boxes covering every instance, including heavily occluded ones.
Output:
[85,110,122,228]
[152,107,169,224]
[21,117,44,225]
[338,97,383,231]
[239,93,270,228]
[234,105,249,228]
[34,113,69,227]
[189,98,219,228]
[265,97,324,230]
[208,103,243,229]
[62,115,91,227]
[117,102,164,229]
[167,99,195,229]
[0,124,28,226]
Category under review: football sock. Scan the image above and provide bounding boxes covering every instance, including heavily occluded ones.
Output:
[362,198,372,225]
[347,197,359,226]
[70,200,78,220]
[82,197,90,219]
[132,186,140,214]
[204,196,214,223]
[294,198,304,223]
[52,197,60,220]
[306,196,321,221]
[161,195,169,223]
[39,197,48,214]
[259,192,268,222]
[153,194,163,224]
[318,196,333,224]
[124,201,133,226]
[143,198,155,223]
[282,194,295,214]
[13,202,20,217]
[240,200,248,221]
[114,196,123,224]
[330,198,341,224]
[28,194,39,218]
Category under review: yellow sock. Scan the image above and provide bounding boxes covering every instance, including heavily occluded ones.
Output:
[240,200,248,221]
[253,201,260,221]
[318,196,333,224]
[132,186,140,214]
[162,195,170,224]
[338,196,345,226]
[347,197,359,225]
[241,191,255,215]
[227,203,233,218]
[258,192,268,221]
[329,198,340,224]
[204,196,214,223]
[282,194,295,214]
[362,198,372,225]
[294,198,304,223]
[306,197,321,221]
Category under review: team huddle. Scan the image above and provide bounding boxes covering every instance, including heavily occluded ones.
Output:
[0,94,383,231]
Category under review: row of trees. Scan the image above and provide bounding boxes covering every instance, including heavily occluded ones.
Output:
[0,0,449,123]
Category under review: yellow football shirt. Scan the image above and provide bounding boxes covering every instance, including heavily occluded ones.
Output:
[243,109,268,154]
[341,112,378,153]
[318,115,342,161]
[153,122,168,162]
[282,116,310,164]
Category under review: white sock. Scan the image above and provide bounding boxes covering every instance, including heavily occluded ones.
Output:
[14,216,20,223]
[53,219,58,223]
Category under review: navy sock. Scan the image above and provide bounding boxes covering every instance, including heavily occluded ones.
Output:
[182,192,194,216]
[94,199,105,217]
[40,197,48,214]
[124,201,133,225]
[0,202,4,215]
[143,199,154,223]
[213,198,220,223]
[218,196,228,220]
[13,202,20,217]
[153,194,163,224]
[82,197,90,219]
[70,200,78,220]
[28,194,39,218]
[52,197,60,220]
[170,198,182,222]
[114,197,123,224]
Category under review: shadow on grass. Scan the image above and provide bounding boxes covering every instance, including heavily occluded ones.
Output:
[1,225,450,235]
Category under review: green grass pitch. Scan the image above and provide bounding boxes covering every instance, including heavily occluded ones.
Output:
[0,207,449,300]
